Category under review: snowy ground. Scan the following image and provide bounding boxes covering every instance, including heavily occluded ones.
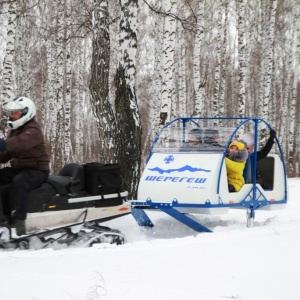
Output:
[0,178,299,300]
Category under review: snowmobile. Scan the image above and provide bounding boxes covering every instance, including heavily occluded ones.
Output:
[131,117,288,232]
[0,162,130,250]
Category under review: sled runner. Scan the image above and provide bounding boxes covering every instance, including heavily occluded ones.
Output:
[0,162,130,249]
[131,117,288,232]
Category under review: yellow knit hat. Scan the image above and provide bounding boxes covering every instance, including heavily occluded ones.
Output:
[229,141,245,151]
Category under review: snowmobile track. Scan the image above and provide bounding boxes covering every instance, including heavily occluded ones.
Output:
[0,220,126,250]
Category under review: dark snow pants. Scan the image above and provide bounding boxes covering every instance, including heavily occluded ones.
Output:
[0,167,48,220]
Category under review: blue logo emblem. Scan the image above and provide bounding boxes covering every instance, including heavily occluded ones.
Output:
[164,155,174,164]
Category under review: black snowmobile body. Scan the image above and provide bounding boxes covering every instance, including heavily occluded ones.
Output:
[0,162,130,249]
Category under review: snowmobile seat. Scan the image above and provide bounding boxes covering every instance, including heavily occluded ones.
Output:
[0,164,87,215]
[47,163,85,195]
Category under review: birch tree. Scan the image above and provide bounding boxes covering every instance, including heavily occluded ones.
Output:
[15,2,30,96]
[140,3,161,162]
[46,1,59,172]
[260,0,277,119]
[49,0,65,172]
[89,0,117,161]
[212,3,223,121]
[73,39,84,162]
[64,0,72,164]
[193,0,205,117]
[283,3,299,176]
[258,0,278,147]
[294,4,300,176]
[177,21,187,117]
[220,0,229,115]
[159,0,177,126]
[1,1,17,103]
[237,0,246,117]
[114,0,141,197]
[150,0,163,139]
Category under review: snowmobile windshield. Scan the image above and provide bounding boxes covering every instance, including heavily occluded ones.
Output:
[152,126,236,153]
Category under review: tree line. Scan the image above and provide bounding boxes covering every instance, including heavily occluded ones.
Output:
[0,0,299,197]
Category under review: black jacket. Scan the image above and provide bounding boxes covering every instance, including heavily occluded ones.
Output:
[255,136,274,161]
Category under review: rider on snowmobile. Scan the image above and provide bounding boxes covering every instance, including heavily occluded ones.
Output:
[0,97,49,235]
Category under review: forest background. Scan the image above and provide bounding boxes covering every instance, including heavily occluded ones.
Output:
[0,0,299,197]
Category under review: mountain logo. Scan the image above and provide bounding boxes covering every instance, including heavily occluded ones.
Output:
[148,165,211,175]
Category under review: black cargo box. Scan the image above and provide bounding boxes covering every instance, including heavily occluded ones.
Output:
[84,163,123,196]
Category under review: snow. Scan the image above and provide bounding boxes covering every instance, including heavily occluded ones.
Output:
[1,179,300,300]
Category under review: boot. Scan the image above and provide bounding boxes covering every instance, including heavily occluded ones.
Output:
[10,219,26,236]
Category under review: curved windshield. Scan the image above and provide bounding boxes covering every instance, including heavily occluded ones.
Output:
[150,117,281,156]
[152,125,236,153]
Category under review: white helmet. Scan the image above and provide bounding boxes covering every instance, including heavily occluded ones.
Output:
[3,97,36,129]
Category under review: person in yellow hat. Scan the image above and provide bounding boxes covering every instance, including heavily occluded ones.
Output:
[225,141,248,192]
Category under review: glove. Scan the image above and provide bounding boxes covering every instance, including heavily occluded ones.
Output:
[0,139,6,152]
[270,129,276,140]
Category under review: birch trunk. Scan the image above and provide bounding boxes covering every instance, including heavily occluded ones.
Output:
[278,60,289,151]
[237,0,246,117]
[47,1,59,172]
[220,0,229,116]
[177,24,186,117]
[295,6,300,176]
[159,0,177,126]
[89,0,117,161]
[287,7,299,176]
[114,0,141,197]
[74,40,82,162]
[64,0,72,163]
[1,1,17,102]
[150,0,163,139]
[53,0,65,172]
[193,0,205,117]
[261,0,277,119]
[212,4,223,122]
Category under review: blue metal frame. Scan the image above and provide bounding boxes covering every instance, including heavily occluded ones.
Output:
[133,117,288,233]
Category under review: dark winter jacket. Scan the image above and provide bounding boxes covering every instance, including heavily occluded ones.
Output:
[0,119,50,171]
[255,135,275,161]
[243,134,275,183]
